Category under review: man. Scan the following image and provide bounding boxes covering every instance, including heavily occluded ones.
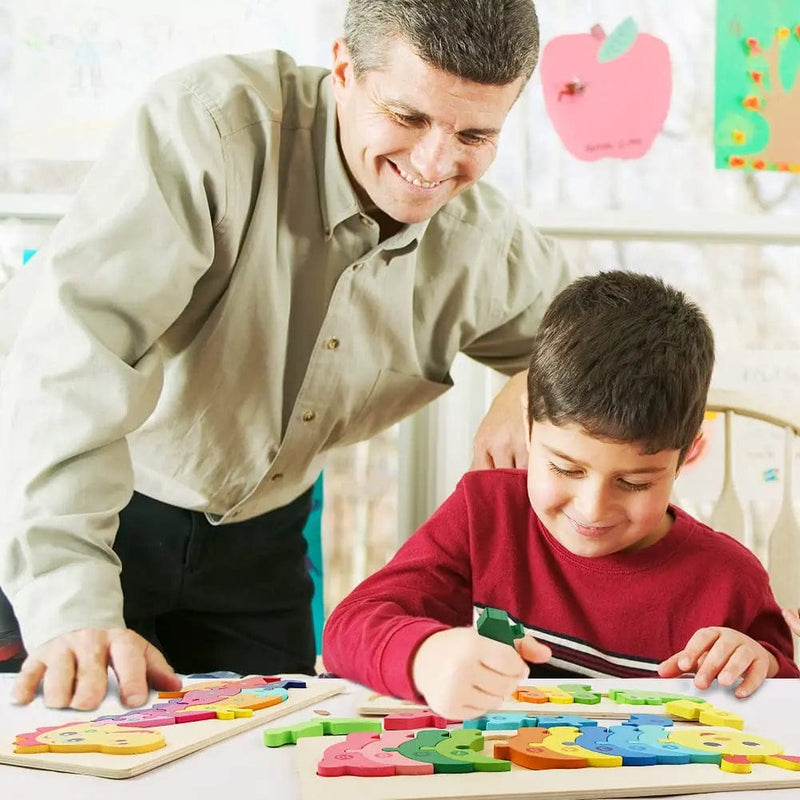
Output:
[0,0,568,710]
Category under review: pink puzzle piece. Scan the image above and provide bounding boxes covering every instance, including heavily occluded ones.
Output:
[317,732,397,777]
[360,731,435,775]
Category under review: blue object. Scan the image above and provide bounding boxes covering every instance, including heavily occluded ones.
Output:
[302,475,325,653]
[22,249,37,265]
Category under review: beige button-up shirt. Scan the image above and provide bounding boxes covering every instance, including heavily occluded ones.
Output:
[0,50,569,650]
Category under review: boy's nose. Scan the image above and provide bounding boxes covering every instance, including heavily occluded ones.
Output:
[575,485,613,525]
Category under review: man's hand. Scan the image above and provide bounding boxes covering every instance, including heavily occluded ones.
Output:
[12,627,181,710]
[411,627,551,720]
[782,607,800,636]
[657,627,778,699]
[470,370,529,470]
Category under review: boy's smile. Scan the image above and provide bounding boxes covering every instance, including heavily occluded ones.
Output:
[525,420,682,558]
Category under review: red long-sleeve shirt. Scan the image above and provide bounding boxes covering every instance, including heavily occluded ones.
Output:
[322,469,799,700]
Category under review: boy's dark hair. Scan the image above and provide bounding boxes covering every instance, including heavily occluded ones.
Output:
[343,0,539,86]
[527,270,714,463]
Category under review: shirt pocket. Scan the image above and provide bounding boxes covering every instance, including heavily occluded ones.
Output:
[330,368,453,448]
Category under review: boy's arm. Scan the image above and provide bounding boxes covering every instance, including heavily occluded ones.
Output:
[322,482,476,700]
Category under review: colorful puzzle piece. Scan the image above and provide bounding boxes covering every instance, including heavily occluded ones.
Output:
[264,718,382,747]
[14,676,301,755]
[315,715,800,778]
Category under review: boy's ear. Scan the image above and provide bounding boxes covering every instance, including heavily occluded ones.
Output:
[520,395,532,452]
[677,429,705,473]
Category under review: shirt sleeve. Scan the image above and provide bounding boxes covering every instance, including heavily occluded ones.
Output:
[322,480,475,700]
[460,215,573,376]
[0,77,228,651]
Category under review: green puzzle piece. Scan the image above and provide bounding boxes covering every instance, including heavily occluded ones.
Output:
[608,689,708,706]
[263,717,382,747]
[476,607,524,647]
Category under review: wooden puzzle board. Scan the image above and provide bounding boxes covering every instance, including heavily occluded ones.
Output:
[295,732,800,800]
[0,680,344,779]
[358,692,701,720]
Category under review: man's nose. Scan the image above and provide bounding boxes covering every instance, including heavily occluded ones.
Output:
[408,128,452,183]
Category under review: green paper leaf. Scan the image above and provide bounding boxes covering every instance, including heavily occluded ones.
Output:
[598,17,639,63]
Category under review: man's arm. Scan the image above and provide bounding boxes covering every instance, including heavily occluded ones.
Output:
[470,369,528,469]
[0,76,225,708]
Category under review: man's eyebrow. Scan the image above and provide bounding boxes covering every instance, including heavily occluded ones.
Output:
[380,98,501,137]
[545,445,668,475]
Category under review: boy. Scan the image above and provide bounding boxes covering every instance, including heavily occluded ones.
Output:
[322,271,799,721]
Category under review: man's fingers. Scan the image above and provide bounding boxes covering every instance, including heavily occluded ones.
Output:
[469,448,495,471]
[41,648,78,709]
[143,643,181,693]
[12,657,46,704]
[70,641,111,710]
[109,634,151,707]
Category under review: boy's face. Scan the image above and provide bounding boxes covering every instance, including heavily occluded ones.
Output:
[525,419,683,558]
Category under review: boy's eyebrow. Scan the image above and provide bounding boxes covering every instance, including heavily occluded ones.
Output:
[379,98,502,137]
[545,445,668,475]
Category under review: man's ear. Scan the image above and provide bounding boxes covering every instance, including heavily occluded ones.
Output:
[331,39,353,93]
[520,395,532,453]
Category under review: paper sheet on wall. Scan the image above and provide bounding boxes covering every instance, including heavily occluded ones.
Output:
[715,0,800,171]
[539,17,671,161]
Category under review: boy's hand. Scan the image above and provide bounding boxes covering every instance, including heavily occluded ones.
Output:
[12,627,181,710]
[411,627,551,720]
[657,627,778,699]
[782,607,800,636]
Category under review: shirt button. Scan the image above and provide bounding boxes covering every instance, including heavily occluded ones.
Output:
[325,337,340,350]
[359,214,371,226]
[270,473,284,481]
[302,410,316,422]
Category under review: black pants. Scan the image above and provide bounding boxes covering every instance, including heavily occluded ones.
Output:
[0,489,316,676]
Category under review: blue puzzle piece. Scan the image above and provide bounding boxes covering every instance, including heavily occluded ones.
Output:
[575,726,657,765]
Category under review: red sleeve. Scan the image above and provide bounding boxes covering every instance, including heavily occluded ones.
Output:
[321,479,476,700]
[746,601,800,678]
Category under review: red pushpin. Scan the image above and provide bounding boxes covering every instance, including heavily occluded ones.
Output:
[558,78,586,101]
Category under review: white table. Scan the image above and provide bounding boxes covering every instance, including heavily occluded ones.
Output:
[1,674,799,800]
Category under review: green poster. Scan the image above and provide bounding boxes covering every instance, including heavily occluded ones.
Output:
[715,0,800,171]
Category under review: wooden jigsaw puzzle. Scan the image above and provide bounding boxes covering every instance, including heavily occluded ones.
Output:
[0,675,344,779]
[292,683,800,800]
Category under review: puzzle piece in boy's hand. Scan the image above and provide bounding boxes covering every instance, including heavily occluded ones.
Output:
[264,717,382,747]
[14,722,166,755]
[465,712,598,731]
[476,607,524,647]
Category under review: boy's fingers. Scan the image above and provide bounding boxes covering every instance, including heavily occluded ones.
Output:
[656,652,684,677]
[677,628,720,672]
[516,635,552,665]
[734,657,769,699]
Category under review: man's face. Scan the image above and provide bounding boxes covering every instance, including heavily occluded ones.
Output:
[525,419,683,558]
[331,37,523,225]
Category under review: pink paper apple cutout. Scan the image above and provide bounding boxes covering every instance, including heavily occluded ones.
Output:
[540,18,672,161]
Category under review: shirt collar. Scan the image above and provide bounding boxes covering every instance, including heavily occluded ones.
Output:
[313,75,428,247]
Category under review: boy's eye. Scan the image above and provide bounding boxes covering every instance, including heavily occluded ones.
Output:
[548,462,582,478]
[619,479,653,492]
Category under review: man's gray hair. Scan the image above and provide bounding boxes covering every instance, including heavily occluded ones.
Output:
[343,0,539,85]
